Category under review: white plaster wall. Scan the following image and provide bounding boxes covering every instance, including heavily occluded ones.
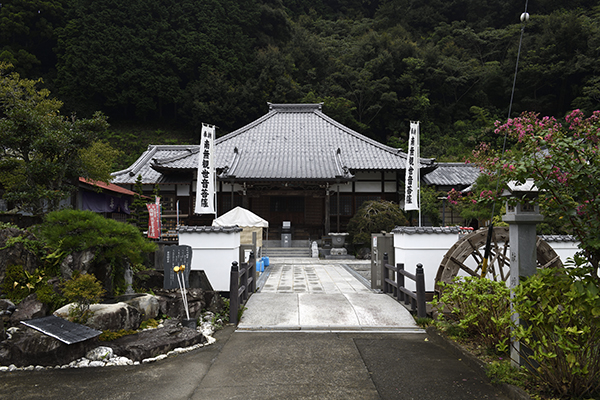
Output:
[178,231,240,291]
[393,231,580,292]
[177,184,190,196]
[393,231,460,292]
[384,181,396,193]
[544,241,580,265]
[355,181,381,192]
[333,183,353,193]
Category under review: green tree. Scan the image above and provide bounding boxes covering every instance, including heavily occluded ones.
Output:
[446,173,504,228]
[39,209,157,294]
[57,0,262,126]
[0,0,66,78]
[0,63,111,213]
[472,110,600,283]
[128,174,149,231]
[347,200,408,246]
[420,185,443,226]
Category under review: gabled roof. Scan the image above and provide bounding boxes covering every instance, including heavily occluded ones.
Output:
[112,103,436,185]
[79,177,138,196]
[112,146,197,184]
[216,103,434,181]
[422,162,480,188]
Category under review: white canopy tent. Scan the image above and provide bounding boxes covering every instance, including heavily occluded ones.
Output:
[212,207,269,250]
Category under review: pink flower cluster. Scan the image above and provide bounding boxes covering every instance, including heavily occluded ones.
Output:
[494,112,561,143]
[550,166,569,185]
[447,188,462,205]
[479,190,494,200]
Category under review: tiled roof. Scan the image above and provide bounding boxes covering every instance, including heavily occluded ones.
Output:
[392,226,462,234]
[422,162,480,187]
[538,235,578,242]
[177,225,242,233]
[112,103,436,184]
[112,145,197,184]
[216,103,434,181]
[78,178,138,196]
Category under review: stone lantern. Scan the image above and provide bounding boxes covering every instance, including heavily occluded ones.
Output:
[501,178,543,367]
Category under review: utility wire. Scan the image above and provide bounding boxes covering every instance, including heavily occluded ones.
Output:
[481,1,530,278]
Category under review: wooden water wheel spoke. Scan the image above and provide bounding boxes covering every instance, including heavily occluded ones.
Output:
[449,256,479,277]
[498,243,509,281]
[539,255,561,269]
[435,227,562,293]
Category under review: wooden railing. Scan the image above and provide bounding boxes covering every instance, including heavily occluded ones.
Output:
[382,253,427,318]
[229,254,256,324]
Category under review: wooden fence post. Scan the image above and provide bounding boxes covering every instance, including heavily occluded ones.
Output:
[229,261,240,324]
[382,253,388,293]
[397,263,405,302]
[415,263,426,319]
[249,252,256,293]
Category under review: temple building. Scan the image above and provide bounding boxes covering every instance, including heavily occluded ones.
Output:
[111,103,436,240]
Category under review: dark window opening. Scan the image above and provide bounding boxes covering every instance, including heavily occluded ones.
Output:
[271,196,304,213]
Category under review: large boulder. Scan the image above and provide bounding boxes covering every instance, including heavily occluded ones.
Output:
[0,326,96,367]
[59,250,95,280]
[1,299,16,339]
[0,228,40,291]
[154,288,205,320]
[133,270,164,291]
[55,302,142,331]
[9,293,50,326]
[117,294,160,321]
[106,319,205,361]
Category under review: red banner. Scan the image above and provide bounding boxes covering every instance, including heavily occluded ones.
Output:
[146,203,160,239]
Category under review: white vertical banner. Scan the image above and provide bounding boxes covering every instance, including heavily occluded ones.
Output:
[404,121,420,212]
[195,123,216,215]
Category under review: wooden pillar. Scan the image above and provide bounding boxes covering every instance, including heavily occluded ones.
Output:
[242,183,249,209]
[325,184,330,235]
[337,184,340,233]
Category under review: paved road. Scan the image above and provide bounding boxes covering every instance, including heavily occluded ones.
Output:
[0,259,510,400]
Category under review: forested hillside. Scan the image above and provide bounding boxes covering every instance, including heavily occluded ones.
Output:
[2,0,599,162]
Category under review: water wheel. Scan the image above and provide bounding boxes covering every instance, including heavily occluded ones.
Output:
[434,227,562,293]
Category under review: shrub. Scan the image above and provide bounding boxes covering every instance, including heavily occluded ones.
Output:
[1,264,65,310]
[512,263,600,398]
[62,272,105,324]
[2,264,32,302]
[347,200,408,246]
[432,276,511,353]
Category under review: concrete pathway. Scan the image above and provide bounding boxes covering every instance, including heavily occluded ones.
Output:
[238,258,420,332]
[0,259,512,399]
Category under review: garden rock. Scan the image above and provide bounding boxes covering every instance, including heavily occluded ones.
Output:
[117,294,159,321]
[55,302,142,331]
[0,228,39,287]
[154,288,205,319]
[59,250,95,280]
[0,326,96,367]
[203,291,225,315]
[86,346,113,361]
[106,319,206,362]
[9,293,49,326]
[133,270,163,291]
[0,299,16,321]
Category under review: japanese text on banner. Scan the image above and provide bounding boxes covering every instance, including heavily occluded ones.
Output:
[195,123,216,214]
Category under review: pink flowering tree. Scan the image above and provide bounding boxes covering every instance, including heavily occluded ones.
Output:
[446,174,505,228]
[472,110,600,282]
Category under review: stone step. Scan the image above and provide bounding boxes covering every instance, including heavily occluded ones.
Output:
[262,247,312,258]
